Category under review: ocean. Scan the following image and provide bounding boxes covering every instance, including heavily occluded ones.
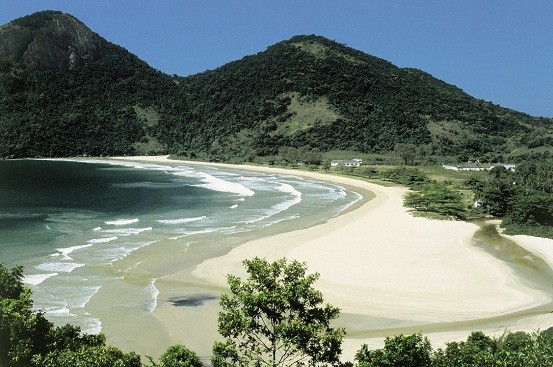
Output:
[0,158,361,334]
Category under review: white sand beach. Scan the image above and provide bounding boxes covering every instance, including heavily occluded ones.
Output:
[113,156,553,360]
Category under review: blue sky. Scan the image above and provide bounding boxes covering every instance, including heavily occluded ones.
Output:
[1,1,552,117]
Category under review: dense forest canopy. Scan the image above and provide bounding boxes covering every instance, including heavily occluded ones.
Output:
[0,11,552,161]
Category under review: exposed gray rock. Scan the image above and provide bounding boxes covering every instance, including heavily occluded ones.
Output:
[0,10,106,73]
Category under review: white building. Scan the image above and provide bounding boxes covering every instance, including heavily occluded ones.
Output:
[442,162,516,172]
[331,159,362,167]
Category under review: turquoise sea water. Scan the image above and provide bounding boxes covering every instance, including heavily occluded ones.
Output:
[0,158,361,333]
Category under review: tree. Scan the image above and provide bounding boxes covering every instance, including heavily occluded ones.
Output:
[504,193,553,227]
[379,167,429,189]
[516,162,537,195]
[158,344,203,367]
[0,264,52,367]
[0,263,144,367]
[394,143,418,165]
[355,334,432,367]
[37,345,142,367]
[212,258,345,367]
[403,182,466,219]
[478,168,515,217]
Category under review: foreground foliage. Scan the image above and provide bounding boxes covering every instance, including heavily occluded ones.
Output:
[474,161,553,238]
[356,334,432,367]
[212,257,345,367]
[0,263,198,367]
[3,259,553,367]
[355,331,553,367]
[154,344,203,367]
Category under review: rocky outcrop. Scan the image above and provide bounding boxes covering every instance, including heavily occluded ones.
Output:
[0,10,106,73]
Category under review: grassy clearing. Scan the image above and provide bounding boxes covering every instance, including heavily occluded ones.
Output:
[276,93,340,135]
[134,105,160,127]
[416,165,487,184]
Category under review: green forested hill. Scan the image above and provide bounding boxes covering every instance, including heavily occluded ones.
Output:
[1,12,552,161]
[0,11,188,157]
[0,41,184,157]
[162,35,552,161]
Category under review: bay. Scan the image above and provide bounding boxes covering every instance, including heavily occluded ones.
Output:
[0,158,361,333]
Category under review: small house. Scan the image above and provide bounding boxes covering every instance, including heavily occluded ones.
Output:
[442,162,516,172]
[331,159,362,167]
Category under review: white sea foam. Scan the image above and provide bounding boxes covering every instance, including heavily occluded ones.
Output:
[277,182,302,197]
[181,226,237,236]
[106,246,137,263]
[85,159,186,179]
[236,175,276,182]
[37,158,361,337]
[247,183,302,223]
[101,227,152,236]
[73,286,101,308]
[83,317,102,334]
[119,261,145,273]
[172,170,255,196]
[107,241,157,263]
[68,158,256,197]
[23,273,58,285]
[56,244,93,260]
[195,172,255,197]
[272,183,302,211]
[87,236,119,244]
[62,158,169,173]
[146,279,159,312]
[47,307,75,317]
[105,218,140,226]
[258,214,301,228]
[309,183,347,200]
[36,262,84,273]
[156,216,206,225]
[336,191,363,213]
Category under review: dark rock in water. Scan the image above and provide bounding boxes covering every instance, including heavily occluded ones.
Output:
[0,10,106,73]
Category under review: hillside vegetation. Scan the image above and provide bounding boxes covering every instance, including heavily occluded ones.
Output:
[0,12,552,161]
[165,35,553,162]
[0,11,182,157]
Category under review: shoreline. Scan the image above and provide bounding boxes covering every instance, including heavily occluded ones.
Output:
[110,156,553,360]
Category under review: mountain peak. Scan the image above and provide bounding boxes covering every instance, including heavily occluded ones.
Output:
[0,10,106,73]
